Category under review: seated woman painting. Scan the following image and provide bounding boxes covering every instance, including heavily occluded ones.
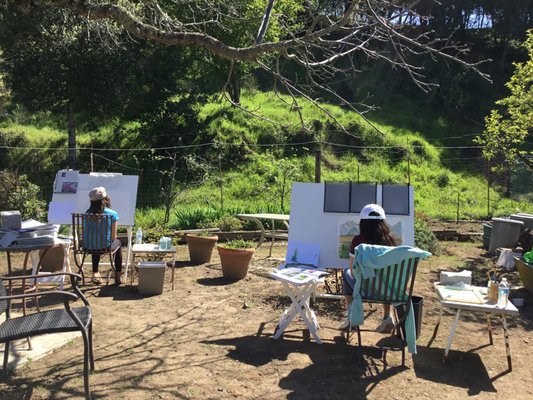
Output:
[85,186,123,285]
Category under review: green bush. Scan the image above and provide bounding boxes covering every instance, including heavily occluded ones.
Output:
[0,170,46,220]
[414,217,441,255]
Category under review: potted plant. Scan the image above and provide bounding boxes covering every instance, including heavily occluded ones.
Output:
[217,239,255,280]
[185,231,219,265]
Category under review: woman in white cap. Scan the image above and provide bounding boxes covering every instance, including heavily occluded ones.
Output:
[340,203,397,333]
[86,186,123,285]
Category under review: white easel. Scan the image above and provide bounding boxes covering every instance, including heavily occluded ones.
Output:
[48,170,139,282]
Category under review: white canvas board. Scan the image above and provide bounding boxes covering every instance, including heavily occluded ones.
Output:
[288,182,415,269]
[48,201,76,225]
[49,171,139,226]
[54,170,79,193]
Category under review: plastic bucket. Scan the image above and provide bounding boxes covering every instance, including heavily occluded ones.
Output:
[396,295,423,339]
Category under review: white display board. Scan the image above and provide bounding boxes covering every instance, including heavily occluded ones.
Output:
[288,183,415,269]
[48,170,139,226]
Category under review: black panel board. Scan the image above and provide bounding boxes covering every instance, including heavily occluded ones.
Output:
[382,185,410,215]
[349,184,377,213]
[324,182,350,213]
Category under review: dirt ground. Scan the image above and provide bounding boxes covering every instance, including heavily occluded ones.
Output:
[1,231,533,399]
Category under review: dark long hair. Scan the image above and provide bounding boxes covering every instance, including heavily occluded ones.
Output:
[87,196,111,214]
[359,212,397,246]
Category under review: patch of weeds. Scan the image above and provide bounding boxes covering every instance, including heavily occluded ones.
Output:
[414,217,441,255]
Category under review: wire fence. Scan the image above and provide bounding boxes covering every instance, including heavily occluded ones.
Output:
[1,141,533,220]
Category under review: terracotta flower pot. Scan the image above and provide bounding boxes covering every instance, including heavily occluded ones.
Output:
[217,246,255,280]
[186,234,219,265]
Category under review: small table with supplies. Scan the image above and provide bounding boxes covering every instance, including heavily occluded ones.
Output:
[269,266,328,344]
[130,243,177,290]
[429,283,519,370]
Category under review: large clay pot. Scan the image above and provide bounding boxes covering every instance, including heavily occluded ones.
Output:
[186,234,219,264]
[217,246,255,280]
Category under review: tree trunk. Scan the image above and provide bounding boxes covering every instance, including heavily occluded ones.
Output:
[228,73,241,104]
[67,100,77,169]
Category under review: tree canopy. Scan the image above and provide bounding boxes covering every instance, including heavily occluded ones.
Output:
[20,1,490,112]
[476,29,533,172]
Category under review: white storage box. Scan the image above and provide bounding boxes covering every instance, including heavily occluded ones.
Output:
[1,210,22,230]
[440,270,472,285]
[138,262,166,295]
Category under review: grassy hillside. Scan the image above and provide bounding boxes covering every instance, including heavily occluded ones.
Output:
[1,90,532,229]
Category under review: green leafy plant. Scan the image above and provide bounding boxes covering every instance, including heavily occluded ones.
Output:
[196,230,216,237]
[220,239,254,250]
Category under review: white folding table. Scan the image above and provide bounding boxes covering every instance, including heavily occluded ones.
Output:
[430,283,519,370]
[130,243,177,290]
[270,273,322,344]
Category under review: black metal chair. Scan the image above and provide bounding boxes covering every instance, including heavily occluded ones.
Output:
[72,213,117,285]
[0,272,94,399]
[348,256,421,367]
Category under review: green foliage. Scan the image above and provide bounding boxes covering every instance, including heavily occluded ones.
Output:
[220,239,254,250]
[476,30,533,173]
[199,215,243,232]
[0,171,46,220]
[196,230,216,237]
[141,227,176,244]
[414,217,441,256]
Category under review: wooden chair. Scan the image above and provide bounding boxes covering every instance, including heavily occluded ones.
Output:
[0,272,94,399]
[72,213,117,285]
[24,242,71,312]
[348,255,421,367]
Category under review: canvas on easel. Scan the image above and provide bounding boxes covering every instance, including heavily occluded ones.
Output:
[285,241,320,267]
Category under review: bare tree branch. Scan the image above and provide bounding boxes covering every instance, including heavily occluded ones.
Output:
[23,0,492,132]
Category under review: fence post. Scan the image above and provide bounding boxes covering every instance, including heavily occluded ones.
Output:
[314,143,321,183]
[218,151,224,211]
[487,159,490,218]
[456,192,460,224]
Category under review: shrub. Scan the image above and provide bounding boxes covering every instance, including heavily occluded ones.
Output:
[0,170,46,220]
[436,172,450,188]
[414,217,441,255]
[199,215,243,232]
[141,227,176,243]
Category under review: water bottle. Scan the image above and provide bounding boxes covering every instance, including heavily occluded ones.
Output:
[135,228,143,245]
[497,277,510,308]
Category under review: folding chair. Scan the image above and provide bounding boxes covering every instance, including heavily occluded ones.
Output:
[72,213,117,285]
[1,272,94,399]
[348,251,422,367]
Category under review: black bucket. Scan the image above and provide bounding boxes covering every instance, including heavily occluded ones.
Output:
[396,295,423,339]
